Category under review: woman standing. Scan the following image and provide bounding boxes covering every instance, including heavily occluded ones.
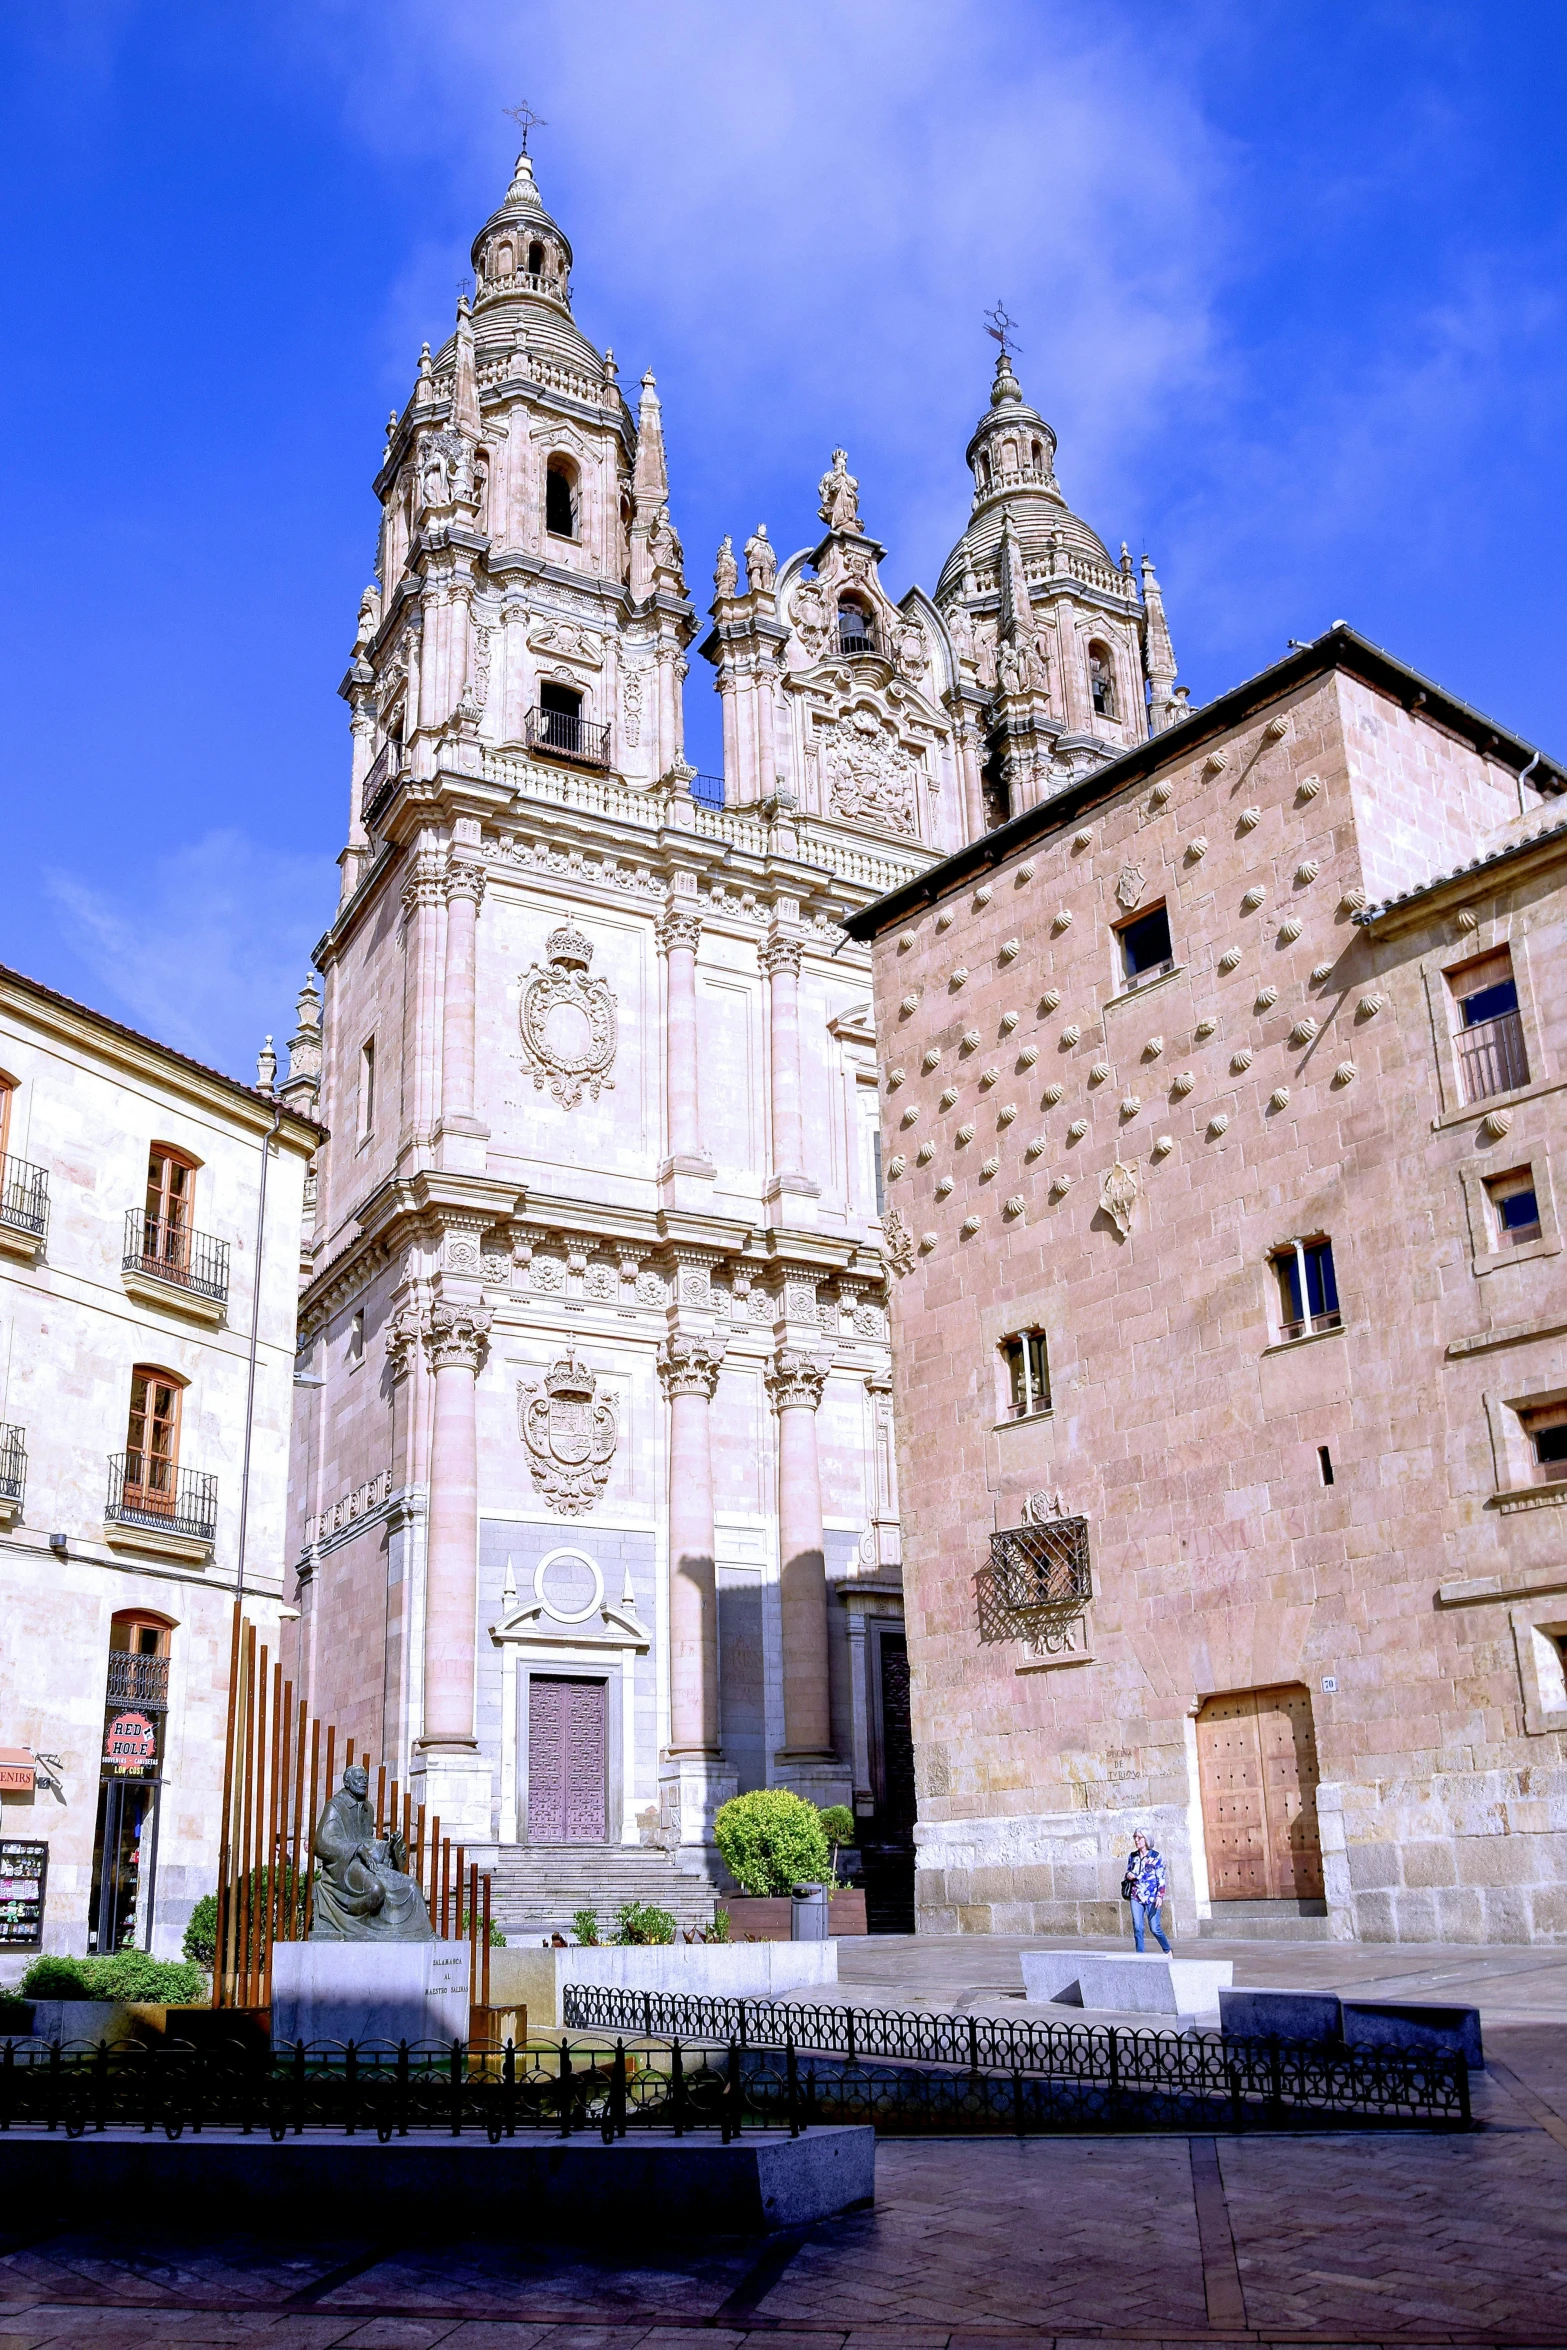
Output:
[1124,1829,1172,1954]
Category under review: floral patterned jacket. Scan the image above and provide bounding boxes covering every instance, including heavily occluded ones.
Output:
[1125,1844,1167,1907]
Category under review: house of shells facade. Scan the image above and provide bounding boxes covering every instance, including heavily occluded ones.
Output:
[282,148,1188,1917]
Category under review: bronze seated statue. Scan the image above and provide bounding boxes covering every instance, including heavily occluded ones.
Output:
[308,1762,435,1942]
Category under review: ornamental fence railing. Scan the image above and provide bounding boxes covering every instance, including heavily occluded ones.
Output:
[123,1210,231,1305]
[560,1988,1469,2131]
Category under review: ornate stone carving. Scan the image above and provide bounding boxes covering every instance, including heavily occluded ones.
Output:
[384,1305,423,1381]
[714,535,739,598]
[518,1348,618,1516]
[894,617,928,679]
[656,1332,726,1401]
[622,665,643,748]
[761,933,805,980]
[743,524,776,593]
[656,904,702,957]
[791,579,828,655]
[445,857,486,908]
[527,617,604,667]
[400,850,445,923]
[425,1302,492,1375]
[766,1348,828,1411]
[822,711,919,836]
[519,921,618,1109]
[817,449,861,531]
[1100,1159,1139,1237]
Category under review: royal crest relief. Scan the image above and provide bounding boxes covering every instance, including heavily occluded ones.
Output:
[518,1349,619,1516]
[519,922,618,1109]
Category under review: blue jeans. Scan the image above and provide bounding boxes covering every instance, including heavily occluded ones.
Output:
[1131,1896,1171,1954]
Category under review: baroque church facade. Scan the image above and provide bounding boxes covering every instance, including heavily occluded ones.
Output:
[283,146,1185,1924]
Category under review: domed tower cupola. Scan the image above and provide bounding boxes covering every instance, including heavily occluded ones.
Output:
[471,151,575,315]
[964,349,1060,514]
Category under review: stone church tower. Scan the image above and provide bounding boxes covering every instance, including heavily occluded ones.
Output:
[286,147,1183,1926]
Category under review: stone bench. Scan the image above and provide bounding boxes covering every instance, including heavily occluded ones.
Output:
[1021,1950,1233,2019]
[1217,1986,1483,2069]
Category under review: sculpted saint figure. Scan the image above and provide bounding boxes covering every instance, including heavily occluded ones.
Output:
[308,1763,434,1941]
[817,448,861,532]
[713,534,738,598]
[744,523,776,593]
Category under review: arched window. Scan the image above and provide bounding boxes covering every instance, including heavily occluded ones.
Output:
[123,1365,186,1514]
[527,239,545,277]
[1030,439,1043,470]
[1088,643,1117,720]
[837,598,874,654]
[976,451,991,490]
[494,239,514,277]
[0,1069,15,1162]
[143,1144,199,1277]
[538,679,584,753]
[546,459,577,540]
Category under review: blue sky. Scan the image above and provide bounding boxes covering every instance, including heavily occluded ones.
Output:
[3,2,1563,1080]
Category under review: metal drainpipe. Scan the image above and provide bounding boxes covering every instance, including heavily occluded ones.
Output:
[235,1101,284,1592]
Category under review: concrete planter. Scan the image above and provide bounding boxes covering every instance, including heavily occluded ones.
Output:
[724,1893,868,1942]
[492,1938,839,2028]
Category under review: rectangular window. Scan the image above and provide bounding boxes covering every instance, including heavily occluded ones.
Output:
[347,1307,365,1369]
[872,1130,884,1218]
[124,1370,181,1510]
[1524,1405,1567,1481]
[1116,903,1173,987]
[1487,1167,1542,1244]
[357,1038,376,1142]
[1273,1237,1341,1342]
[1001,1329,1051,1419]
[1449,949,1530,1104]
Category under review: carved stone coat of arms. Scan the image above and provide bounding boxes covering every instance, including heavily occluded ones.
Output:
[518,1350,618,1516]
[821,710,918,837]
[519,922,617,1109]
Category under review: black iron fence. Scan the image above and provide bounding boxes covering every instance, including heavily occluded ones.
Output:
[560,1989,1469,2130]
[0,1423,24,1509]
[123,1210,230,1305]
[525,706,611,767]
[0,1154,48,1240]
[105,1652,171,1711]
[105,1453,218,1544]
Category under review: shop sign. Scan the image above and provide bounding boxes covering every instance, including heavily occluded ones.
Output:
[104,1711,157,1768]
[0,1747,34,1794]
[0,1838,47,1948]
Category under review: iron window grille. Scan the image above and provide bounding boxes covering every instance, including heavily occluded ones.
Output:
[525,706,611,768]
[104,1652,171,1713]
[978,1515,1092,1643]
[106,1454,217,1544]
[0,1424,24,1508]
[123,1210,230,1304]
[0,1155,48,1240]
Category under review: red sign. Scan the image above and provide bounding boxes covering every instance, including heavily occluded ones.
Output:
[0,1747,33,1794]
[104,1711,157,1767]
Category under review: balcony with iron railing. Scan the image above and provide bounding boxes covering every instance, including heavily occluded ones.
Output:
[105,1453,218,1551]
[0,1423,25,1524]
[836,620,881,658]
[123,1211,230,1306]
[524,706,611,768]
[105,1651,171,1713]
[0,1154,49,1260]
[690,773,725,810]
[1459,1008,1530,1105]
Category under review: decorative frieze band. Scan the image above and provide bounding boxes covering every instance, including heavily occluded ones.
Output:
[304,1469,393,1551]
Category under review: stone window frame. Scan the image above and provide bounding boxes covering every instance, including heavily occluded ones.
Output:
[1458,1150,1561,1279]
[1483,1374,1567,1503]
[980,1288,1058,1434]
[996,1327,1051,1425]
[1110,897,1176,1001]
[356,1035,376,1148]
[1418,918,1548,1123]
[1263,1231,1344,1349]
[1509,1596,1567,1735]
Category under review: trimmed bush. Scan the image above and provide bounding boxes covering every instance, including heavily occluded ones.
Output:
[183,1893,219,1970]
[614,1899,676,1945]
[20,1952,207,2004]
[713,1788,830,1895]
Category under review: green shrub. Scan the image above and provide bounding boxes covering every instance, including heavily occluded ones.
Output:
[614,1899,676,1945]
[571,1908,601,1947]
[713,1788,830,1896]
[819,1805,855,1849]
[706,1906,732,1944]
[458,1910,507,1947]
[183,1893,219,1970]
[20,1952,207,2004]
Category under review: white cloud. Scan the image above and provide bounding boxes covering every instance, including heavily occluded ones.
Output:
[45,832,336,1084]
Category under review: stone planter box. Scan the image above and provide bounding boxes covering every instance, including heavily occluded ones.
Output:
[491,1938,839,2029]
[723,1892,868,1942]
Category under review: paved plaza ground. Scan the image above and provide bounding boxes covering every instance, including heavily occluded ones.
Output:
[3,1933,1566,2349]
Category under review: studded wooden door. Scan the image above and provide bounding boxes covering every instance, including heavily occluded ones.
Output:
[527,1676,608,1843]
[1197,1684,1323,1899]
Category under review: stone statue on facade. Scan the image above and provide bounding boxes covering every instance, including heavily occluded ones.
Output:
[744,524,776,593]
[648,504,685,589]
[817,448,861,532]
[308,1764,434,1941]
[714,535,738,598]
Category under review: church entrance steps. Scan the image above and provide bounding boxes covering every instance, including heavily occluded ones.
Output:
[480,1845,722,1938]
[1197,1896,1334,1942]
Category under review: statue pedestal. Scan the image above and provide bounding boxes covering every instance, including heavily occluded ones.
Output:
[270,1941,471,2050]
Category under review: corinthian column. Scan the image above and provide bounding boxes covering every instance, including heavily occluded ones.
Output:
[414,1299,493,1837]
[657,902,713,1183]
[767,1348,834,1758]
[658,1333,727,1754]
[437,856,487,1169]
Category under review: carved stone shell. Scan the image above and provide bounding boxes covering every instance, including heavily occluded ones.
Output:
[1171,1071,1196,1095]
[1241,886,1266,912]
[1218,947,1243,972]
[1264,714,1290,741]
[999,939,1021,964]
[999,1009,1020,1032]
[981,1155,1001,1178]
[1457,908,1479,933]
[1311,961,1334,983]
[1332,1060,1356,1086]
[939,1086,959,1109]
[900,1104,920,1126]
[1341,887,1368,913]
[957,1122,976,1144]
[1238,808,1262,833]
[1231,1048,1254,1072]
[1255,986,1279,1010]
[916,1142,935,1163]
[1297,775,1323,800]
[1269,1087,1290,1110]
[961,1030,981,1051]
[898,929,917,949]
[920,1231,938,1250]
[923,1047,942,1070]
[935,908,955,929]
[974,884,993,908]
[1152,1134,1175,1157]
[1017,1045,1039,1068]
[1120,1096,1141,1117]
[1073,828,1093,849]
[887,1067,907,1088]
[1290,1017,1318,1045]
[979,1066,1001,1088]
[935,1175,954,1196]
[1052,910,1073,932]
[900,992,920,1014]
[887,1154,906,1177]
[1143,1035,1165,1059]
[1025,1135,1047,1158]
[1018,861,1036,881]
[1202,751,1229,778]
[1040,988,1062,1013]
[1482,1108,1514,1139]
[1186,836,1209,861]
[1004,1195,1026,1218]
[1194,1018,1218,1040]
[1042,1082,1064,1105]
[1208,1113,1230,1135]
[1357,993,1386,1019]
[961,1214,981,1236]
[1061,1024,1082,1047]
[1279,917,1304,943]
[1050,1173,1074,1195]
[1149,780,1174,807]
[951,967,970,987]
[997,1103,1018,1124]
[1089,1061,1112,1084]
[1067,1118,1088,1140]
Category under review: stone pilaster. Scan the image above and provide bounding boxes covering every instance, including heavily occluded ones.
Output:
[657,1330,736,1855]
[411,1298,493,1839]
[762,928,821,1223]
[398,850,445,1156]
[766,1347,835,1764]
[436,853,488,1172]
[656,899,715,1195]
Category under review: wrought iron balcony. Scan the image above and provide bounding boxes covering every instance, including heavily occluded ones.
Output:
[524,706,611,768]
[1459,1008,1529,1104]
[0,1155,48,1240]
[123,1211,230,1305]
[105,1650,170,1713]
[837,621,879,657]
[359,741,402,828]
[106,1453,218,1545]
[989,1515,1092,1615]
[0,1423,25,1509]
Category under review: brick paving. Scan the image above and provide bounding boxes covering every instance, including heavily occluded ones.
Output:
[1,2019,1564,2346]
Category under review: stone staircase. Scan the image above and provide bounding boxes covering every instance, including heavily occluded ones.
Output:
[478,1846,722,1942]
[1197,1897,1334,1943]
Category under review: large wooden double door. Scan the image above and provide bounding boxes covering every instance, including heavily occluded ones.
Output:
[1197,1684,1323,1899]
[527,1676,608,1843]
